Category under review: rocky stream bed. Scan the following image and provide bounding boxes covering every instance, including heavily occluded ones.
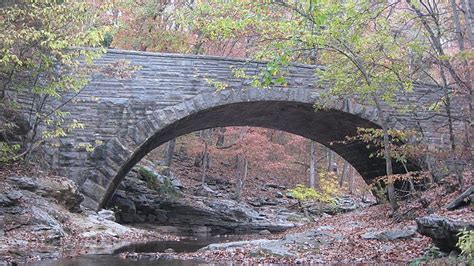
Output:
[0,166,473,265]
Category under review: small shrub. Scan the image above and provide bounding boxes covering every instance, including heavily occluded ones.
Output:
[457,229,474,258]
[318,171,341,201]
[0,142,21,163]
[289,184,321,202]
[158,177,181,199]
[288,183,337,205]
[288,170,340,205]
[136,165,181,198]
[137,166,159,190]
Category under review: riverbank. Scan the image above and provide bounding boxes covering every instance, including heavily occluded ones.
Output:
[0,162,305,264]
[1,163,472,264]
[0,164,181,264]
[118,171,473,264]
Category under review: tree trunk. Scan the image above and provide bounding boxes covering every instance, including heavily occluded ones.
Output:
[199,129,212,186]
[426,148,434,184]
[163,138,176,176]
[235,155,241,200]
[340,161,349,187]
[460,0,474,47]
[242,159,248,197]
[235,154,248,201]
[348,166,354,194]
[327,148,333,172]
[309,140,318,189]
[195,129,212,168]
[438,63,463,188]
[383,127,398,212]
[373,97,398,212]
[267,129,276,142]
[451,0,473,167]
[407,0,468,187]
[201,138,208,186]
[216,127,226,147]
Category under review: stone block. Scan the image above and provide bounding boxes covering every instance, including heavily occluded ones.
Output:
[81,179,106,202]
[81,196,99,210]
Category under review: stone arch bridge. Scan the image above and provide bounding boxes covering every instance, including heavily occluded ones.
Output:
[40,49,446,210]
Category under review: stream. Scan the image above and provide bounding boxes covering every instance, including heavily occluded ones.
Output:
[30,234,250,266]
[31,255,204,266]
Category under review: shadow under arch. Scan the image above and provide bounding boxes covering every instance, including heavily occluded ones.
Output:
[84,90,416,209]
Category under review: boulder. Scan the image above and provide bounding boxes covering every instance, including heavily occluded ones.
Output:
[0,106,30,141]
[191,226,212,235]
[6,190,23,203]
[445,186,474,211]
[120,175,155,195]
[123,191,292,233]
[153,209,169,224]
[305,196,357,216]
[202,227,345,258]
[115,192,137,213]
[136,166,183,190]
[146,214,156,222]
[203,239,273,251]
[133,194,155,215]
[168,174,183,189]
[36,177,83,213]
[193,184,218,197]
[98,209,116,222]
[0,193,13,207]
[335,196,357,213]
[416,216,474,252]
[133,214,146,223]
[108,171,295,234]
[249,197,279,207]
[29,206,66,241]
[164,248,175,253]
[266,184,286,190]
[109,191,137,223]
[251,246,295,258]
[120,213,136,224]
[361,227,417,241]
[304,201,325,215]
[7,176,39,191]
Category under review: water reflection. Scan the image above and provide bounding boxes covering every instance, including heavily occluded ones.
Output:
[32,254,208,266]
[113,235,239,254]
[31,234,249,266]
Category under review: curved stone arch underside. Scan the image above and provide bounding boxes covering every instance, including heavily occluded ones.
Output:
[82,87,411,210]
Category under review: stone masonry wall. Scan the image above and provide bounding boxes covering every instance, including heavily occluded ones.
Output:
[28,49,458,209]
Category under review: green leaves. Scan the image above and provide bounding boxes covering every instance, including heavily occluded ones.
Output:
[204,77,229,92]
[310,1,417,107]
[308,0,329,27]
[344,127,418,165]
[457,229,474,258]
[288,174,339,204]
[0,0,110,161]
[185,1,417,110]
[0,142,21,163]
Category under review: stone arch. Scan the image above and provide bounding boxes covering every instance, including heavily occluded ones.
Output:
[81,87,408,210]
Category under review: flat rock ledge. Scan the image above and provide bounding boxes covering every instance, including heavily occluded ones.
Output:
[416,216,474,252]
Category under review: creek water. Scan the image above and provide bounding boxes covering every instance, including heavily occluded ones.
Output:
[31,255,205,266]
[31,234,248,266]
